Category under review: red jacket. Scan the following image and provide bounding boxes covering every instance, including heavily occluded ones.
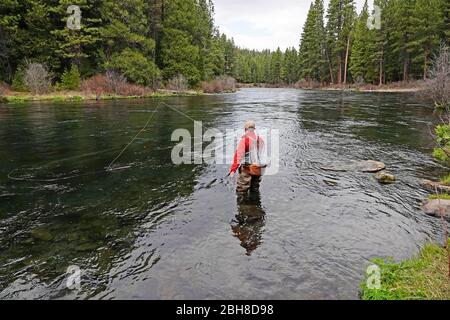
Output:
[230,131,264,174]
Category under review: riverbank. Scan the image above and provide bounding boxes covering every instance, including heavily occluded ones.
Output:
[1,81,425,104]
[361,239,450,300]
[237,80,427,93]
[0,89,206,104]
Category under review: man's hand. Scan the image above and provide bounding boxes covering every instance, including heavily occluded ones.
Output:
[229,171,235,178]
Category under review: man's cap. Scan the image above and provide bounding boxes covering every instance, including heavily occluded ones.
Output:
[244,120,256,130]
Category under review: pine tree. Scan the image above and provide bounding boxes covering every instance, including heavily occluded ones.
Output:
[410,0,445,79]
[61,63,81,90]
[349,0,372,83]
[16,1,60,71]
[299,0,326,82]
[445,0,450,43]
[263,51,272,83]
[371,0,389,85]
[389,0,415,81]
[283,47,298,84]
[11,67,27,92]
[160,0,201,85]
[270,48,283,84]
[326,0,356,84]
[207,32,226,77]
[221,34,236,76]
[99,0,155,57]
[50,0,101,74]
[0,0,22,82]
[195,0,221,80]
[299,2,318,81]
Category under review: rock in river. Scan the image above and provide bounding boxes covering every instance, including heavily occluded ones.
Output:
[321,160,386,173]
[375,171,396,184]
[422,199,450,220]
[420,179,450,193]
[31,228,53,241]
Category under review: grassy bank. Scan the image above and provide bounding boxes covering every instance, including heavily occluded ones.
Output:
[361,240,450,300]
[429,194,450,200]
[0,90,205,104]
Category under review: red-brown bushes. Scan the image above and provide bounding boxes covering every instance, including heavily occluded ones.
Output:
[0,82,11,95]
[81,73,152,97]
[118,83,151,96]
[294,79,323,89]
[81,74,112,96]
[201,76,236,93]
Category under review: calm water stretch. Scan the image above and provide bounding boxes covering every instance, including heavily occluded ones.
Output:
[0,88,446,299]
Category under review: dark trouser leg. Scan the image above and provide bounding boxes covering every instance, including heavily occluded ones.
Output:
[237,170,252,195]
[250,175,261,193]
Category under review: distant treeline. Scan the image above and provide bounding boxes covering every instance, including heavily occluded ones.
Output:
[234,0,450,85]
[0,0,449,89]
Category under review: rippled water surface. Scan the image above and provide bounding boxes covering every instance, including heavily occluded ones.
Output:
[0,88,446,299]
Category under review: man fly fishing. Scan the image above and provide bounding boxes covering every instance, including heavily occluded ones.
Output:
[230,121,266,195]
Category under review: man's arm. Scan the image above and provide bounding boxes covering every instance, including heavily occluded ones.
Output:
[230,137,247,174]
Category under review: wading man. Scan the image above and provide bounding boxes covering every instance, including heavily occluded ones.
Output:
[230,121,265,195]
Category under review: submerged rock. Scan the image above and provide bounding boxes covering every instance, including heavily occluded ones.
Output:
[321,160,386,173]
[375,171,396,184]
[420,179,450,193]
[422,199,450,220]
[31,228,53,241]
[357,160,386,173]
[323,179,339,186]
[75,242,98,252]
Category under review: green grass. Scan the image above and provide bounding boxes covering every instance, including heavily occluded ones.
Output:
[1,91,204,104]
[51,95,83,102]
[361,240,450,300]
[429,193,450,200]
[440,174,450,186]
[5,96,29,103]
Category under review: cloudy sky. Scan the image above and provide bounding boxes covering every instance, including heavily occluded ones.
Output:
[214,0,368,51]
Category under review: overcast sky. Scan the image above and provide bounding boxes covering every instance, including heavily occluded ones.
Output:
[214,0,368,51]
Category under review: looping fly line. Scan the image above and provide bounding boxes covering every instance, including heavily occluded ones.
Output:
[6,101,199,183]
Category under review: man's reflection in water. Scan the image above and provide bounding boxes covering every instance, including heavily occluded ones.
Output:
[231,182,266,256]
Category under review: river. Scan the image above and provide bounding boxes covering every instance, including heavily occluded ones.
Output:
[0,88,446,299]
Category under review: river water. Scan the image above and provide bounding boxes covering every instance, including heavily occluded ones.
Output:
[0,88,446,299]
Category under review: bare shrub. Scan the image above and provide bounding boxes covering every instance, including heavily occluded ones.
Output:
[106,70,127,94]
[294,79,322,89]
[353,76,365,87]
[82,73,151,97]
[167,74,188,91]
[0,82,10,95]
[24,62,52,94]
[201,79,223,93]
[201,76,236,93]
[201,81,215,93]
[81,74,112,97]
[219,76,236,92]
[118,83,151,96]
[426,43,450,109]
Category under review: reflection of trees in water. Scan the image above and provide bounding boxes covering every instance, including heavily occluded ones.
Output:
[0,98,219,297]
[298,92,435,150]
[231,190,266,256]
